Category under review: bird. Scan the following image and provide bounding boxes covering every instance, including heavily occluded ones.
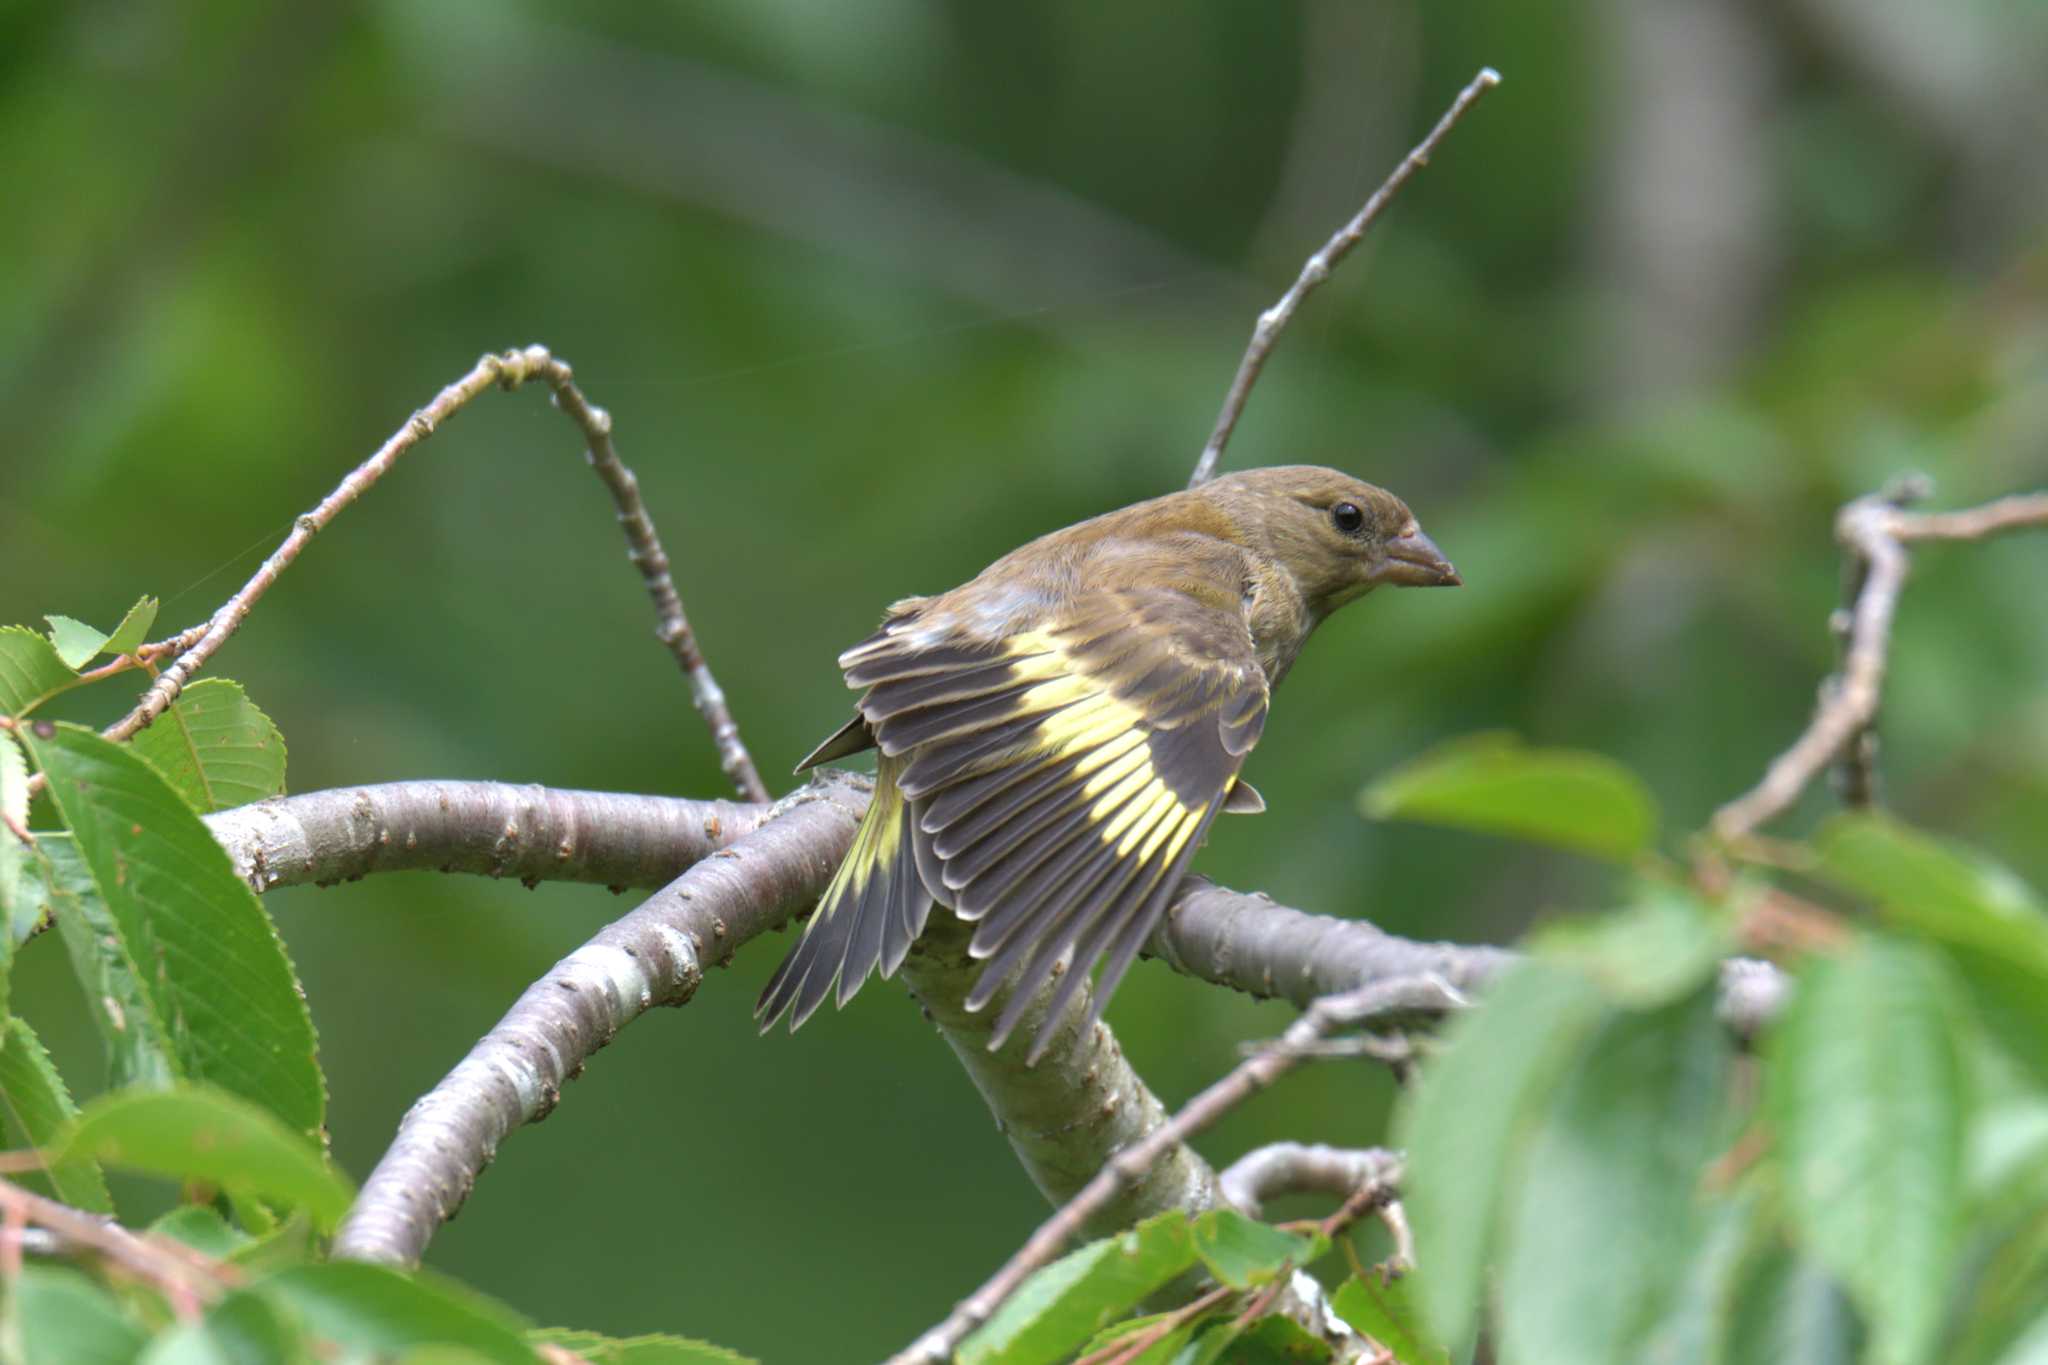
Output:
[756,465,1459,1061]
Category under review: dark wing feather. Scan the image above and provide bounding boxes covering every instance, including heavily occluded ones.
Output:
[849,589,1269,1061]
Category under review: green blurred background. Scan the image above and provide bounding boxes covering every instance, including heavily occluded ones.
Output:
[5,1,2046,1357]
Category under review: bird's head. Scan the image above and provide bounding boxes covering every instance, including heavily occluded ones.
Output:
[1203,465,1460,615]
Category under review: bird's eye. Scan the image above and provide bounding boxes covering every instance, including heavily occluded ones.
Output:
[1330,502,1367,536]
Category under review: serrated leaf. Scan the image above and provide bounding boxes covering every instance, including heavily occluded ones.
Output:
[0,1016,112,1211]
[1496,988,1734,1365]
[1532,886,1733,1007]
[1,729,31,948]
[253,1262,535,1365]
[1723,1242,1862,1365]
[131,679,288,813]
[1362,733,1657,862]
[39,832,182,1092]
[1220,1313,1331,1362]
[1190,1209,1326,1289]
[152,1204,254,1259]
[45,615,112,669]
[1399,961,1607,1354]
[102,596,160,660]
[1768,936,1964,1365]
[1818,815,2048,1091]
[959,1210,1199,1365]
[61,1085,353,1233]
[530,1327,758,1363]
[9,1265,147,1365]
[141,1288,307,1365]
[0,625,80,717]
[1331,1276,1449,1364]
[24,723,323,1137]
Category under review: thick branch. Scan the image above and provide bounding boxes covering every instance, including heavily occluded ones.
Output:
[898,912,1224,1243]
[330,775,866,1265]
[205,781,766,894]
[890,977,1445,1365]
[1187,67,1501,488]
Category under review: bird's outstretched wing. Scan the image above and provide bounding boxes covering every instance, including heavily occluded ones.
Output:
[835,588,1269,1058]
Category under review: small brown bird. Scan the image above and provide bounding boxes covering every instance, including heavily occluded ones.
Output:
[757,466,1458,1060]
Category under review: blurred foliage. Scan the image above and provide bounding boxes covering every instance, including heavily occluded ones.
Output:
[2,0,2045,1360]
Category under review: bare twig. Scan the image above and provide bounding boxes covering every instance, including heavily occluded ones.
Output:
[540,356,769,801]
[0,1180,230,1314]
[889,976,1448,1365]
[1187,67,1501,488]
[1711,485,2048,843]
[1220,1143,1400,1221]
[100,351,541,750]
[53,346,766,803]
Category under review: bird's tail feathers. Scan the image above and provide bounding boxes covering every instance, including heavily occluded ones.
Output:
[756,757,931,1032]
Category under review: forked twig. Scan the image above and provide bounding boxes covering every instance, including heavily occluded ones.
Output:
[1187,67,1501,488]
[1711,485,2048,843]
[67,345,765,802]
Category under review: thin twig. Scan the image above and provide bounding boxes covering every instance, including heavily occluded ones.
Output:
[0,1180,229,1314]
[1072,1285,1234,1365]
[888,976,1446,1365]
[537,357,770,801]
[1710,485,2048,843]
[100,351,538,750]
[1220,1144,1400,1221]
[1187,67,1501,488]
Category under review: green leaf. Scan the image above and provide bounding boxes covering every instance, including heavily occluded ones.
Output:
[252,1262,535,1365]
[130,679,288,813]
[1531,885,1733,1007]
[1495,987,1734,1365]
[45,615,112,669]
[1399,960,1607,1354]
[40,832,181,1092]
[141,1289,307,1365]
[0,729,31,948]
[1219,1313,1332,1362]
[8,1265,147,1365]
[530,1327,757,1363]
[0,625,80,717]
[1362,733,1658,862]
[151,1204,254,1259]
[1768,935,1964,1365]
[1722,1242,1862,1365]
[1331,1275,1450,1364]
[0,1016,112,1211]
[959,1210,1199,1365]
[61,1085,353,1233]
[1190,1209,1326,1289]
[1817,814,2048,1090]
[23,723,324,1137]
[102,597,160,660]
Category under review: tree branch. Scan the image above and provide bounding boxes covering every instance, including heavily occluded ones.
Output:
[1710,484,2048,843]
[209,778,1782,1272]
[889,977,1444,1365]
[1187,67,1501,489]
[330,774,867,1266]
[205,781,766,894]
[49,346,767,804]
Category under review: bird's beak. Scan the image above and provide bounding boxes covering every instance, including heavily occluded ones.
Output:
[1375,529,1461,588]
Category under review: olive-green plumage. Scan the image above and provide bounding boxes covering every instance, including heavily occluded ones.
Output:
[757,466,1458,1061]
